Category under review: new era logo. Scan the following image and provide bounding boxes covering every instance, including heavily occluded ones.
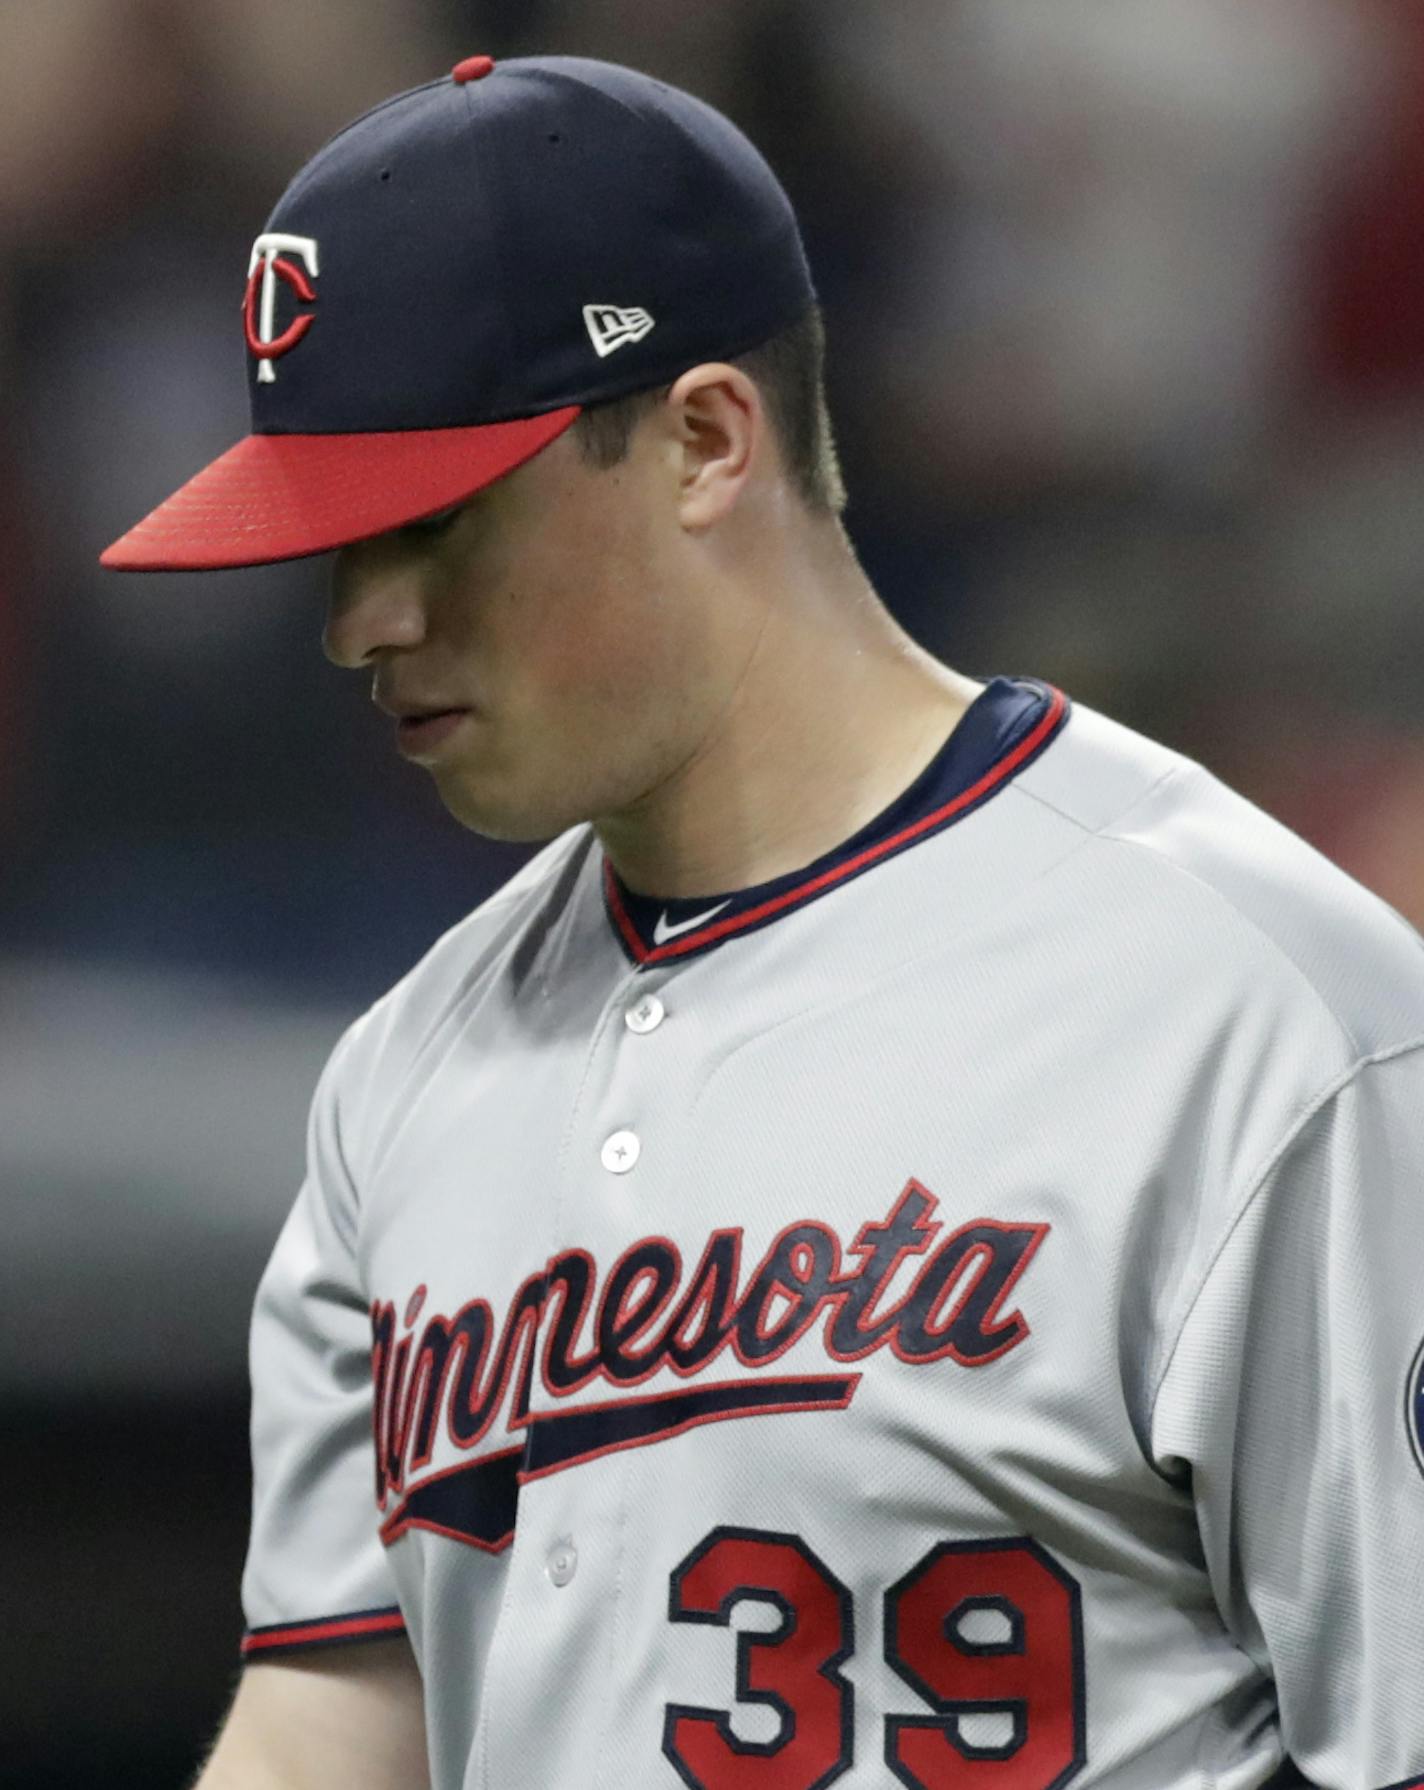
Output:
[583,303,656,358]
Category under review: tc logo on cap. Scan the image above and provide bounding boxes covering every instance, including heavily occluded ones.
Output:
[244,233,321,384]
[1409,1336,1424,1482]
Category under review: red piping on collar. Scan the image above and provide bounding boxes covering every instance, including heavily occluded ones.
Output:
[605,683,1068,966]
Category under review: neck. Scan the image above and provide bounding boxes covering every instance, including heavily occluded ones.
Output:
[595,528,984,898]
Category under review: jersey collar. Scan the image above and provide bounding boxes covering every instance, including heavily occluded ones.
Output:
[602,675,1070,967]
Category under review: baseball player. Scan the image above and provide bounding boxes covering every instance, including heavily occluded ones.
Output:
[101,53,1424,1790]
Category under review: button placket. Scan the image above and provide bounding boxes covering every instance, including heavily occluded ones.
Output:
[602,983,669,1173]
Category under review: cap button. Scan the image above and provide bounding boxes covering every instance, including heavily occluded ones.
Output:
[452,55,495,85]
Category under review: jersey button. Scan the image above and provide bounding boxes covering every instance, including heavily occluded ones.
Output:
[625,994,665,1034]
[547,1538,578,1587]
[601,1129,640,1173]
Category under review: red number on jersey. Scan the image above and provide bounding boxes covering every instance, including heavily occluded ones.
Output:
[884,1537,1085,1789]
[662,1527,854,1790]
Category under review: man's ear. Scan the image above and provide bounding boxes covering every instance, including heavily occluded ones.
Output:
[667,362,762,530]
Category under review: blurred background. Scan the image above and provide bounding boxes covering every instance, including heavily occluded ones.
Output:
[4,0,1422,1782]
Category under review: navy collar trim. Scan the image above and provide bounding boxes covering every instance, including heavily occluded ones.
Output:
[603,675,1070,966]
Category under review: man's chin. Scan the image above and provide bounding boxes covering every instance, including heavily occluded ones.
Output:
[434,774,584,846]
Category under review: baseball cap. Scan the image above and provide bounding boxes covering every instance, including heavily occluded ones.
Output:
[100,54,816,572]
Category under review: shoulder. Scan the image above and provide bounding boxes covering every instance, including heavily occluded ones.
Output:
[316,824,597,1147]
[373,821,596,1015]
[1013,696,1424,1067]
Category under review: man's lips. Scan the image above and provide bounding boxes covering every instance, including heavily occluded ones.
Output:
[392,709,473,758]
[371,692,476,757]
[396,707,468,725]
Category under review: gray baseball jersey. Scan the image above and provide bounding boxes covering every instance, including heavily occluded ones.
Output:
[239,676,1424,1789]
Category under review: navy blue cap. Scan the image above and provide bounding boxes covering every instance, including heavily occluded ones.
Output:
[101,54,817,571]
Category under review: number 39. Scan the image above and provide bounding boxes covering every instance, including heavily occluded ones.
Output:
[661,1527,1086,1790]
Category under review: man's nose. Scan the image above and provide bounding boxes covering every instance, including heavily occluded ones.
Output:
[323,543,428,668]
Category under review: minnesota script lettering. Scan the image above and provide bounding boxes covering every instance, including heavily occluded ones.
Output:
[369,1180,1047,1550]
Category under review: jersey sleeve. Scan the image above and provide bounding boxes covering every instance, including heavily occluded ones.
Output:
[1152,1042,1424,1789]
[239,1015,405,1658]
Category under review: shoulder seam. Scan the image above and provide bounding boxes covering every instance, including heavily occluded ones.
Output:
[1147,1036,1424,1440]
[1016,761,1398,1062]
[1012,756,1187,838]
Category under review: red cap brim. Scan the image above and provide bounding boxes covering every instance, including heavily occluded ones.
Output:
[99,406,582,571]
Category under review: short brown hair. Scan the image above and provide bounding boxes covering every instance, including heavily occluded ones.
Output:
[570,305,846,516]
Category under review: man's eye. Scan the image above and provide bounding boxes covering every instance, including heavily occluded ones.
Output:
[400,503,465,537]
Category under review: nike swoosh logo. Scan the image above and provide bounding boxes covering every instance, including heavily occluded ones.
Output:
[652,900,733,945]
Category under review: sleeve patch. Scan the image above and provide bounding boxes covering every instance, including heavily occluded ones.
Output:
[1408,1335,1424,1482]
[241,1604,407,1657]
